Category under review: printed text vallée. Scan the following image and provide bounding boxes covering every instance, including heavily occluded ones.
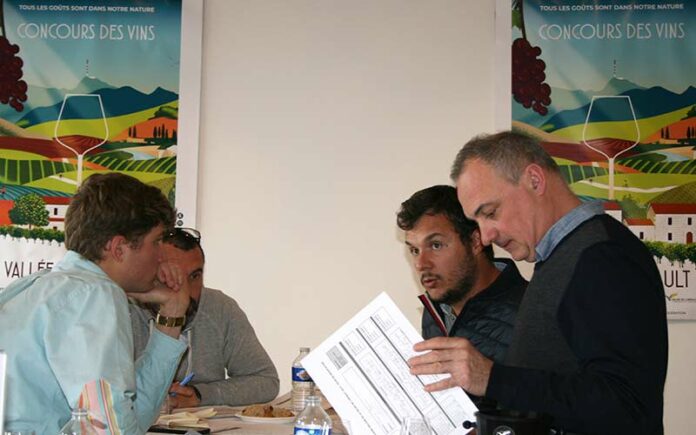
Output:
[15,23,156,41]
[4,260,53,279]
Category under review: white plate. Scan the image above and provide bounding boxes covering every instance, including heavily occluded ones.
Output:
[236,413,296,424]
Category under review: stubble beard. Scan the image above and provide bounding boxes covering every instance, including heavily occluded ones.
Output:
[431,260,478,307]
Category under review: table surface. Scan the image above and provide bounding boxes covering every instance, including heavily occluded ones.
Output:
[152,399,347,435]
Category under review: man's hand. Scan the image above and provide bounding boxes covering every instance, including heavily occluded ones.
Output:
[407,336,493,397]
[127,261,189,316]
[153,259,189,318]
[168,383,201,409]
[127,261,190,338]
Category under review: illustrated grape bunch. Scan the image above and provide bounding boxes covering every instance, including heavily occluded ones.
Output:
[512,37,551,116]
[0,35,28,112]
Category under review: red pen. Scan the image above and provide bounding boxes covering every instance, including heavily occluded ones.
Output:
[417,293,448,336]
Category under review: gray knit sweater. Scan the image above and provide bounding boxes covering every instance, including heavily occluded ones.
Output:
[130,288,280,406]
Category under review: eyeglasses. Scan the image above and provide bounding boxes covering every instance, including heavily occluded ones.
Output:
[164,227,201,244]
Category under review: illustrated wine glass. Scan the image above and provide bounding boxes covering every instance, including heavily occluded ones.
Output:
[581,95,640,200]
[399,416,433,435]
[54,94,109,187]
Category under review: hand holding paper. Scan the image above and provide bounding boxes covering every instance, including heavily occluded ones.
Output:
[408,336,493,396]
[300,292,476,435]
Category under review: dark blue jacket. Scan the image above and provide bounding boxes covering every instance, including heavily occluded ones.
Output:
[421,258,527,363]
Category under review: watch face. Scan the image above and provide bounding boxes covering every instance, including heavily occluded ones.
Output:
[156,314,185,327]
[494,426,514,435]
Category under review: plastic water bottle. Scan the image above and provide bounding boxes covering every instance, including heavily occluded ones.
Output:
[292,347,315,413]
[58,408,98,435]
[293,395,332,435]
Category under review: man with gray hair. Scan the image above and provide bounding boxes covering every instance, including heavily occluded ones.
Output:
[409,131,667,434]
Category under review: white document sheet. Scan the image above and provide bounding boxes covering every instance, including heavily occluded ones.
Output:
[302,292,476,435]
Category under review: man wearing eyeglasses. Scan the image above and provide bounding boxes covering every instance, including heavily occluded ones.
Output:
[130,228,280,408]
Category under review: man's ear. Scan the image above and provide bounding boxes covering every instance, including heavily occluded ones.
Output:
[525,163,547,195]
[103,235,128,262]
[470,229,484,255]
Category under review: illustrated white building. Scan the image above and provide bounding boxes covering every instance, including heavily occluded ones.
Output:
[44,197,71,231]
[603,201,623,221]
[624,218,656,241]
[647,203,696,244]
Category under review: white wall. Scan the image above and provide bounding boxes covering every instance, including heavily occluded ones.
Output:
[196,1,695,433]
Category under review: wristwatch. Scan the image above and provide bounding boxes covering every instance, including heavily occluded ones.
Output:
[155,313,186,327]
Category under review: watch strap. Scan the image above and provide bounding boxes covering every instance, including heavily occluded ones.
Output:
[155,313,186,327]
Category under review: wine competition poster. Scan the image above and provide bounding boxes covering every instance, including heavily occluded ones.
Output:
[0,0,202,287]
[500,0,696,319]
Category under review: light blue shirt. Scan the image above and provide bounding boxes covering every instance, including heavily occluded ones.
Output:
[0,251,187,434]
[535,200,605,262]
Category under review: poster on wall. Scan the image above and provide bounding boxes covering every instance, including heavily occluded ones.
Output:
[0,0,202,287]
[496,0,696,319]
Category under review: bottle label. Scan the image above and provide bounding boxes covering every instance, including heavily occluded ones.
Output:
[292,366,313,382]
[294,427,331,435]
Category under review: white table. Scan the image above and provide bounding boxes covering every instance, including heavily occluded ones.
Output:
[209,414,346,435]
[154,405,347,435]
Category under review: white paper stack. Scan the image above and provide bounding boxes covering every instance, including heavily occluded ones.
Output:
[301,292,477,435]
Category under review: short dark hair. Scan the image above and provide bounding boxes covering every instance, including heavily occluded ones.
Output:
[450,130,559,183]
[65,173,175,261]
[163,227,206,262]
[397,185,494,260]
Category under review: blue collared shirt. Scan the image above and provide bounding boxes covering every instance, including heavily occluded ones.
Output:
[535,201,605,262]
[0,251,187,434]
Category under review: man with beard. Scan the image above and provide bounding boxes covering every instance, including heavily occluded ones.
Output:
[130,227,279,408]
[397,185,527,363]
